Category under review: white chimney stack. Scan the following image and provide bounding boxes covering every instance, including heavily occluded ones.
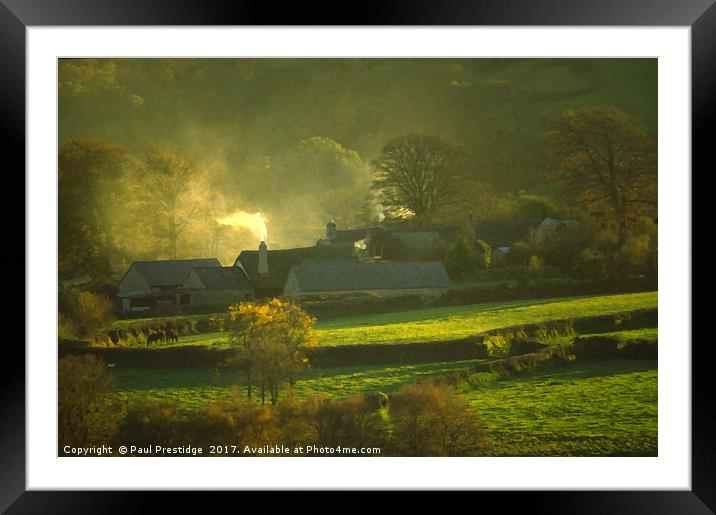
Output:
[258,241,269,275]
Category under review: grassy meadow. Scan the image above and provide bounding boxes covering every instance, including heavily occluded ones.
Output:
[102,291,658,456]
[470,360,657,456]
[124,291,657,349]
[110,358,658,456]
[111,359,487,412]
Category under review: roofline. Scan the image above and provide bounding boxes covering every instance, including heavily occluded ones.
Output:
[237,244,347,256]
[128,257,221,265]
[118,258,222,290]
[294,285,451,294]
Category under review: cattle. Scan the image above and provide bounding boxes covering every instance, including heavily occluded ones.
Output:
[146,332,162,346]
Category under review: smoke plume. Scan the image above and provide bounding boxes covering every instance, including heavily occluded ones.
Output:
[217,210,268,243]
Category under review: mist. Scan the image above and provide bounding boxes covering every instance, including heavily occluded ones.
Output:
[58,58,657,272]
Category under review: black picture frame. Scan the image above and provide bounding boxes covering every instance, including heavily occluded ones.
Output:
[3,1,713,512]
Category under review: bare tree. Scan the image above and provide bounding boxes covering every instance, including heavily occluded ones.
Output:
[136,147,201,259]
[547,107,657,244]
[371,135,462,226]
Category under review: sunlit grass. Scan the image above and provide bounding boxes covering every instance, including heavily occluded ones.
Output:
[110,359,485,411]
[544,327,658,346]
[317,291,656,346]
[124,291,657,349]
[110,358,657,456]
[467,360,657,456]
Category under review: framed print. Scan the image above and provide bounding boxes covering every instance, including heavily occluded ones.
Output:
[4,0,714,512]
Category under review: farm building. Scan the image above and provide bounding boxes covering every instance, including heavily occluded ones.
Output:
[316,219,368,247]
[462,218,540,247]
[118,258,221,312]
[283,259,452,298]
[321,219,541,261]
[533,217,579,244]
[234,240,355,298]
[178,266,255,307]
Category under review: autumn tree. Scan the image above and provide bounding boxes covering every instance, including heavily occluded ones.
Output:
[388,381,485,456]
[297,394,388,451]
[59,355,120,451]
[225,299,318,405]
[371,135,462,226]
[60,289,115,338]
[547,107,657,244]
[59,139,128,284]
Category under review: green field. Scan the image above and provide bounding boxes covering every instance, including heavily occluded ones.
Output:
[110,358,657,456]
[105,291,658,456]
[125,291,657,349]
[111,359,485,411]
[469,360,657,456]
[545,327,658,346]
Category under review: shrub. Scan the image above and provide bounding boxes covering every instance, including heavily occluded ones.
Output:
[58,313,78,341]
[528,255,544,276]
[388,382,485,456]
[183,389,281,448]
[445,237,478,280]
[573,247,612,281]
[59,355,120,451]
[536,224,587,270]
[474,345,574,378]
[484,334,511,357]
[505,241,532,267]
[616,218,658,279]
[297,393,388,451]
[61,289,115,338]
[475,239,492,270]
[468,372,499,387]
[116,399,186,450]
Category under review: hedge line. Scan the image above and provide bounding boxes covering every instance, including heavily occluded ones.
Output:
[61,307,657,370]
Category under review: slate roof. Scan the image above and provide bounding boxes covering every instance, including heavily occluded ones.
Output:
[535,217,579,230]
[126,258,221,288]
[286,260,451,294]
[234,244,355,290]
[331,229,369,244]
[466,219,540,246]
[188,266,254,291]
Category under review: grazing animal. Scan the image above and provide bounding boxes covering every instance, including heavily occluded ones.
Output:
[168,327,179,343]
[146,332,161,346]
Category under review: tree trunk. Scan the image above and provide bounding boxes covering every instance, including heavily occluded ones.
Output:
[260,385,265,406]
[616,203,628,246]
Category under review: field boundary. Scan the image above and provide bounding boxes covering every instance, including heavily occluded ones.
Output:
[59,307,657,369]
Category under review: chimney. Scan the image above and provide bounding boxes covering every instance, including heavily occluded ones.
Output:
[258,241,269,275]
[326,219,337,241]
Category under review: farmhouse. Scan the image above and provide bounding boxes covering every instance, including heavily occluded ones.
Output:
[118,258,221,312]
[234,240,355,298]
[283,259,452,298]
[116,215,573,315]
[317,219,368,247]
[179,266,255,307]
[321,218,540,261]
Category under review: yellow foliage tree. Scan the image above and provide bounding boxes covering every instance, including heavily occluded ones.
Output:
[225,298,318,405]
